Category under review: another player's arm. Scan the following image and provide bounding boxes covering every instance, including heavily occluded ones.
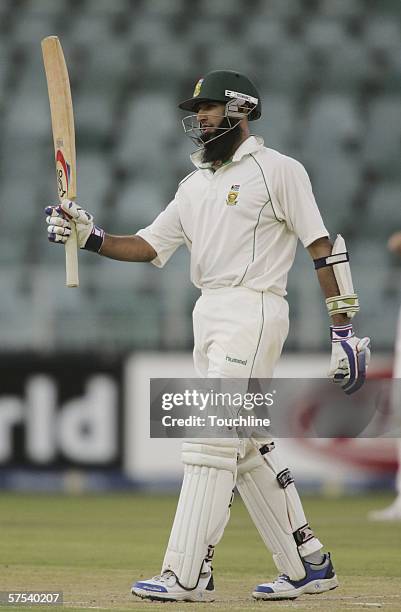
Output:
[388,231,401,255]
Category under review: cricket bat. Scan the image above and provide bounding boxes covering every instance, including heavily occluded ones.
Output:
[41,35,79,288]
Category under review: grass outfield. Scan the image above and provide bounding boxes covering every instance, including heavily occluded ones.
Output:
[1,493,401,612]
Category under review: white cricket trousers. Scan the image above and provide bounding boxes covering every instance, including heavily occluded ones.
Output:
[193,286,289,379]
[162,287,323,586]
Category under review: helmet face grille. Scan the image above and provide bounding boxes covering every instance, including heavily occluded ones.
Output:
[181,111,239,148]
[181,96,257,148]
[178,70,262,121]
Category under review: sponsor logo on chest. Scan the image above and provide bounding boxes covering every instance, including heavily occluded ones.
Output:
[226,184,240,206]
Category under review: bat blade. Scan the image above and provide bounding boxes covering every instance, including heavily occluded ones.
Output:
[42,35,79,288]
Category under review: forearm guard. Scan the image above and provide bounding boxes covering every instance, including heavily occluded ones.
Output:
[314,234,360,319]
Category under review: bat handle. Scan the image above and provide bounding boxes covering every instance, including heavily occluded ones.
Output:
[65,222,79,287]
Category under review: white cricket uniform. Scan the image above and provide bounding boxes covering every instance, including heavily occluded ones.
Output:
[137,135,328,378]
[137,136,328,586]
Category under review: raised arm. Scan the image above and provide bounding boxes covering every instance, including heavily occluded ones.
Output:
[46,200,157,261]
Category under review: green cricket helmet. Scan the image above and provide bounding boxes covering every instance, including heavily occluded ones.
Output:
[178,69,262,121]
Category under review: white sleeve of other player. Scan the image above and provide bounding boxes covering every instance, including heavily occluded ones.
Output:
[136,191,185,268]
[275,156,329,247]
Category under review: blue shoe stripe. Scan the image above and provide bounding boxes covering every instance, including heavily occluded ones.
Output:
[255,586,274,593]
[133,582,167,593]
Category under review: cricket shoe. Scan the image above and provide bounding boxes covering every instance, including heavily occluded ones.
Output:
[131,563,215,602]
[253,553,339,600]
[368,498,401,521]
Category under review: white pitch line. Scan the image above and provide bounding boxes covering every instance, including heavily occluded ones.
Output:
[64,604,121,610]
[349,604,383,608]
[68,607,117,610]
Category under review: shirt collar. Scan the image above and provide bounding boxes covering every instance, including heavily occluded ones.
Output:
[190,135,264,170]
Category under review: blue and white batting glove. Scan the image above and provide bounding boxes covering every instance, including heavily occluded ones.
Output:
[328,324,371,395]
[45,199,105,252]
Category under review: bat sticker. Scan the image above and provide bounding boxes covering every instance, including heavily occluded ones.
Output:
[55,149,70,199]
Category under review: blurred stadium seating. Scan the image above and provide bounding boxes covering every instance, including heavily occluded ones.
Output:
[0,0,400,352]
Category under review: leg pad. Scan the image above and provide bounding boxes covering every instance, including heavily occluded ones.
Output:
[162,440,239,588]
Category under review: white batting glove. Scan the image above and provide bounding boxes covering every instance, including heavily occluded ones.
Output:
[328,324,371,394]
[45,199,105,252]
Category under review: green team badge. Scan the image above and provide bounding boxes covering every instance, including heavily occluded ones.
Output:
[226,184,240,206]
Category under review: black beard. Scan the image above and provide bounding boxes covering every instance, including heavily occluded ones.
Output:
[201,118,242,164]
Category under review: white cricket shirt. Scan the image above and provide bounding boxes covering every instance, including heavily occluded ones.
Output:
[137,136,328,295]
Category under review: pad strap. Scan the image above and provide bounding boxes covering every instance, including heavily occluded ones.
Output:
[277,468,295,489]
[259,441,275,455]
[293,523,315,547]
[326,294,359,317]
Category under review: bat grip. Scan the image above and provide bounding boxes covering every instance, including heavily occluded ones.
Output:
[65,222,79,287]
